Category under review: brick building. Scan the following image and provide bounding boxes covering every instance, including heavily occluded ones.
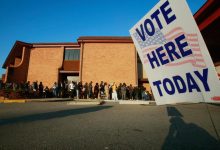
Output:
[2,0,219,89]
[2,37,145,88]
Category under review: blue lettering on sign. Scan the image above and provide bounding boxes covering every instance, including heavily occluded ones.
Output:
[186,72,201,92]
[152,68,210,96]
[173,75,187,93]
[164,41,181,61]
[135,0,176,40]
[135,24,146,41]
[163,78,175,95]
[147,51,160,69]
[175,34,192,57]
[151,9,163,30]
[153,80,163,96]
[156,46,169,65]
[147,34,192,69]
[144,19,155,36]
[160,0,176,25]
[194,68,210,91]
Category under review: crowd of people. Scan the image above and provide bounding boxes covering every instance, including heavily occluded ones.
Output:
[0,80,153,100]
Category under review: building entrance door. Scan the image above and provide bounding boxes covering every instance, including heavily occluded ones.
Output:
[59,72,79,83]
[67,76,79,83]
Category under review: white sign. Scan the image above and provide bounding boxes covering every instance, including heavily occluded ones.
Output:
[130,0,220,105]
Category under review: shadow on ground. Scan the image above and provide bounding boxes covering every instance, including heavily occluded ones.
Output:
[208,103,220,107]
[162,107,220,150]
[0,106,112,126]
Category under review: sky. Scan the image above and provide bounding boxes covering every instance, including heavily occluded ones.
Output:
[0,0,207,76]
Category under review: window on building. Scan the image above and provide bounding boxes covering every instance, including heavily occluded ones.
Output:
[64,49,80,60]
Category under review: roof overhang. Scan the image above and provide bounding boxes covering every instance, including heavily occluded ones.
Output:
[32,42,80,48]
[59,70,79,73]
[2,41,32,69]
[194,0,219,31]
[2,42,80,69]
[78,36,133,43]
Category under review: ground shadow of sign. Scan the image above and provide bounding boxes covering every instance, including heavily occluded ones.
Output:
[162,107,220,150]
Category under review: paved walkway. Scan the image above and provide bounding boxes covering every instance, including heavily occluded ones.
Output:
[0,97,155,104]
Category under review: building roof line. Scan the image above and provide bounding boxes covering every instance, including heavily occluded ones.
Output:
[77,36,133,43]
[2,41,32,68]
[2,41,80,68]
[194,0,214,19]
[32,42,79,45]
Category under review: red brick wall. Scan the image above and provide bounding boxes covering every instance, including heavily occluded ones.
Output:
[81,43,137,85]
[27,47,64,87]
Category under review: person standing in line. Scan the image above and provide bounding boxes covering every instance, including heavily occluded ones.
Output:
[63,80,68,98]
[104,82,109,100]
[99,81,105,99]
[88,81,93,99]
[24,81,30,98]
[133,85,139,100]
[31,82,35,91]
[142,88,149,100]
[72,82,76,98]
[34,81,38,92]
[60,81,65,98]
[117,83,122,100]
[39,82,44,98]
[121,83,127,100]
[128,84,133,100]
[52,82,58,97]
[78,82,83,99]
[109,84,112,100]
[112,82,118,101]
[75,82,79,99]
[44,86,50,98]
[94,83,99,99]
[30,82,34,98]
[57,82,61,98]
[33,81,38,98]
[69,81,74,98]
[83,82,89,99]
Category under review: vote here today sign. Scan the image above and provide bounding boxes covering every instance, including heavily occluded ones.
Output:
[130,0,220,105]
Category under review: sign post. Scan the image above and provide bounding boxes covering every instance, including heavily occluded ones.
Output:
[130,0,220,105]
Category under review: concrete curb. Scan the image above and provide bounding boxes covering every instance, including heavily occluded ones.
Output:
[0,99,26,103]
[0,98,156,105]
[119,100,150,105]
[25,98,73,102]
[118,100,156,105]
[102,100,156,105]
[67,100,103,105]
[0,98,73,103]
[67,101,101,105]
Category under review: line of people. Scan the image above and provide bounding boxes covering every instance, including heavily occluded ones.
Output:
[0,80,153,100]
[60,81,152,100]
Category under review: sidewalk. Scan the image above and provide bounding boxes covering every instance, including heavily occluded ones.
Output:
[0,97,155,105]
